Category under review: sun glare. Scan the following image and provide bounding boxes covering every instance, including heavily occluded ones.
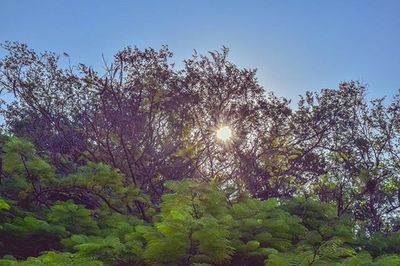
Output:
[216,126,232,141]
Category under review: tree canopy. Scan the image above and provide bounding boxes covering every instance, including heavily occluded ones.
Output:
[0,42,399,265]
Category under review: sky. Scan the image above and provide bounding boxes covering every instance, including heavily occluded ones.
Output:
[1,0,400,101]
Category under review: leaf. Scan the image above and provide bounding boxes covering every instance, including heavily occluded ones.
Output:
[0,198,10,210]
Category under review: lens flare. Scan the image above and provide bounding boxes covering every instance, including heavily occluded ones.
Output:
[216,126,232,141]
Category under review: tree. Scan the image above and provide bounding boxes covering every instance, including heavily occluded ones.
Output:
[1,42,399,232]
[291,83,400,232]
[0,139,399,265]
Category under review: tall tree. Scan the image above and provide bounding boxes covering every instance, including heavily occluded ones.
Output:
[1,42,399,231]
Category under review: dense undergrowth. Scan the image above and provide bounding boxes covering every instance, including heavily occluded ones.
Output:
[0,137,399,266]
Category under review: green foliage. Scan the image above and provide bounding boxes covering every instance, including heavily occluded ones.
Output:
[0,138,399,265]
[230,198,299,257]
[3,137,54,181]
[61,213,148,265]
[0,251,103,265]
[62,162,123,190]
[142,180,233,265]
[359,231,400,258]
[60,162,151,213]
[63,235,126,264]
[371,255,400,266]
[1,216,66,237]
[0,198,10,211]
[46,201,98,234]
[341,252,373,266]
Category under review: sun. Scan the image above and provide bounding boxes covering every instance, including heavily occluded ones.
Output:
[216,126,232,141]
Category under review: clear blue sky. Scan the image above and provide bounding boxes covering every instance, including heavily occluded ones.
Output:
[1,0,400,101]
